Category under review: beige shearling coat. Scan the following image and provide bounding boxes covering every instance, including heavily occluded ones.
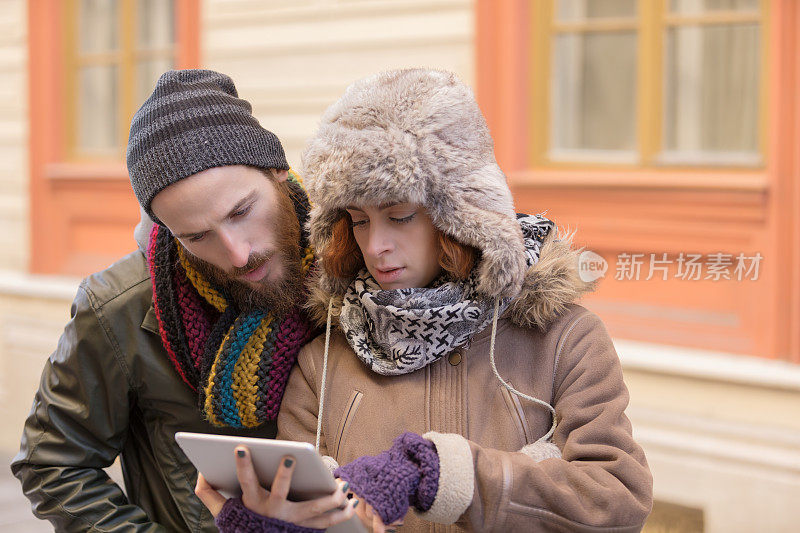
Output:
[277,237,653,532]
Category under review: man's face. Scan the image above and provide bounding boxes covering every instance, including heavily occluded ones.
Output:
[151,165,302,315]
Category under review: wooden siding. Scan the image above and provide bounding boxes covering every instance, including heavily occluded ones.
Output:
[202,0,474,167]
[0,0,28,271]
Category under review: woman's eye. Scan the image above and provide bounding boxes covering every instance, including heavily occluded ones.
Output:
[188,233,206,243]
[350,219,367,228]
[391,212,416,224]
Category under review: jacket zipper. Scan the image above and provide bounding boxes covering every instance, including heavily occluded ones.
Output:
[334,390,363,461]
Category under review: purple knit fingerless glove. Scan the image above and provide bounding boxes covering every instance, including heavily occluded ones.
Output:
[215,498,323,533]
[334,432,440,525]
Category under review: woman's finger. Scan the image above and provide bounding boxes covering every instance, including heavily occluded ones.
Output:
[268,455,296,502]
[300,497,359,530]
[352,496,371,530]
[370,503,387,533]
[194,473,227,517]
[292,479,349,522]
[234,446,267,505]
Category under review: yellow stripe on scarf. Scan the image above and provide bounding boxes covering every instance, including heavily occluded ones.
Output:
[202,328,234,427]
[288,168,303,186]
[232,317,273,427]
[301,246,314,275]
[177,244,228,313]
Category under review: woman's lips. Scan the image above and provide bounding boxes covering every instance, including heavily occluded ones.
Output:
[239,259,270,282]
[374,266,405,284]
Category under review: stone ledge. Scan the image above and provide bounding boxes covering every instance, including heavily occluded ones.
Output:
[0,270,80,301]
[615,338,800,392]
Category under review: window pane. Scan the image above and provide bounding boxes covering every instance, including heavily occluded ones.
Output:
[551,32,637,155]
[663,23,759,157]
[78,65,118,153]
[137,0,175,49]
[79,0,118,53]
[557,0,636,21]
[669,0,758,14]
[136,58,174,107]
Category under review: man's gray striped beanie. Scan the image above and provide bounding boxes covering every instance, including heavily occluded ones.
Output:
[127,69,289,224]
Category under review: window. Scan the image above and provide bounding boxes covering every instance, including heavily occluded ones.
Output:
[533,0,765,167]
[66,0,177,159]
[477,0,799,362]
[551,0,638,162]
[28,0,198,275]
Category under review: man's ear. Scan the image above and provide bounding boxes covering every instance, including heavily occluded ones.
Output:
[272,169,289,182]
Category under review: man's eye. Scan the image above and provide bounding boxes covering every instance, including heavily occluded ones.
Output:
[188,233,206,243]
[232,205,251,218]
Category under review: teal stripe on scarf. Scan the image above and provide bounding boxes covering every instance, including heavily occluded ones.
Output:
[213,311,268,427]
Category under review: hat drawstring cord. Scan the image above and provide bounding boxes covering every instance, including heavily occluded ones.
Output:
[488,297,558,442]
[315,298,334,453]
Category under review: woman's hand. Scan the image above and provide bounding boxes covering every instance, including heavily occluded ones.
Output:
[349,491,404,533]
[335,432,439,526]
[195,445,358,530]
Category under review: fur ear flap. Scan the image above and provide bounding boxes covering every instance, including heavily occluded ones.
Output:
[507,230,596,329]
[304,268,345,328]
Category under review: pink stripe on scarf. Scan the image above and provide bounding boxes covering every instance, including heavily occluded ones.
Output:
[174,266,213,372]
[262,308,312,419]
[147,225,195,390]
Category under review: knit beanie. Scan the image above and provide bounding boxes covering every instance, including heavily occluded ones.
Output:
[127,69,289,224]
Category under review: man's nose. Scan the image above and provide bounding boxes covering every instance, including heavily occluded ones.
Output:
[219,230,250,269]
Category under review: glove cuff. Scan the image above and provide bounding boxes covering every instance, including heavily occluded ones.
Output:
[215,498,324,533]
[335,432,440,524]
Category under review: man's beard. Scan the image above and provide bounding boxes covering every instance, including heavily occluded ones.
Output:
[183,185,304,317]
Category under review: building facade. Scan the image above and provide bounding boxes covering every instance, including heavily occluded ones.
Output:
[2,1,799,531]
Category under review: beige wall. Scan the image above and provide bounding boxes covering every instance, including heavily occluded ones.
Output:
[619,340,800,532]
[202,0,474,168]
[0,277,76,454]
[0,0,28,272]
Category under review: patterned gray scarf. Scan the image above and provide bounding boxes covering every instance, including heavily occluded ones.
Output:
[340,214,554,375]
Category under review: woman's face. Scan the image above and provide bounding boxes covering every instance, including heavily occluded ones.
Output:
[345,203,442,290]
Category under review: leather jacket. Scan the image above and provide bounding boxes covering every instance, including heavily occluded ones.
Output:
[11,250,276,532]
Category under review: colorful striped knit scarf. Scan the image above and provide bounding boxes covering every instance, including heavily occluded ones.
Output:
[147,171,316,428]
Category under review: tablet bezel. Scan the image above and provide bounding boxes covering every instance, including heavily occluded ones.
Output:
[175,432,337,501]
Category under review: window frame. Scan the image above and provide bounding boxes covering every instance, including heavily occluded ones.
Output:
[529,0,769,170]
[28,0,199,275]
[64,0,179,161]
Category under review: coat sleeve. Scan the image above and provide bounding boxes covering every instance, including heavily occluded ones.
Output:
[418,312,653,532]
[10,284,166,532]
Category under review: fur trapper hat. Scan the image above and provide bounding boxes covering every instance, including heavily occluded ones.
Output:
[302,68,526,299]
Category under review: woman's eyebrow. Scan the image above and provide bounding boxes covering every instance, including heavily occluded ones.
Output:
[345,203,400,212]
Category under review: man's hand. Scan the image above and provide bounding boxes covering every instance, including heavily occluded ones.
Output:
[195,445,357,530]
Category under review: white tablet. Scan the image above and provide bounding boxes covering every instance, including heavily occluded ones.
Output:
[175,432,366,533]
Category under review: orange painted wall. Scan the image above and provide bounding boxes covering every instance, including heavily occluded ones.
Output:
[476,0,800,362]
[28,0,200,276]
